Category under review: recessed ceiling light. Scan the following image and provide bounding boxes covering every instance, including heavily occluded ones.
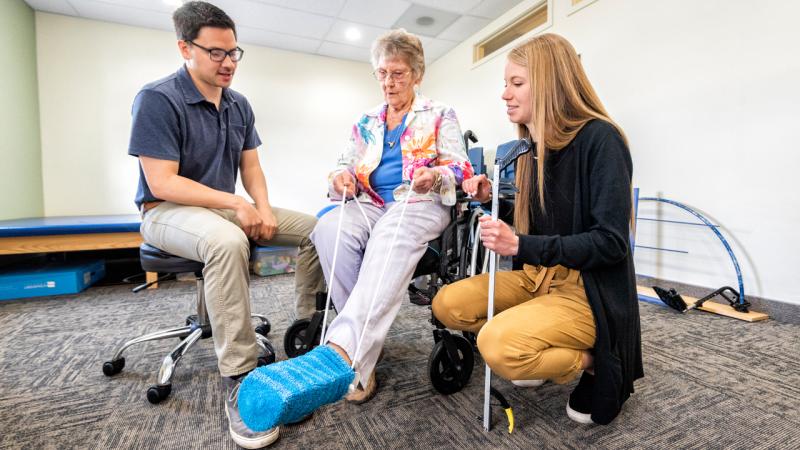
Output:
[415,16,435,26]
[345,27,362,42]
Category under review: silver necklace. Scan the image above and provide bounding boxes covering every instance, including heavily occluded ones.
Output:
[386,114,407,148]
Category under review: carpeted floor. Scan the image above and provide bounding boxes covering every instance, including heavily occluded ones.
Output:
[1,274,799,449]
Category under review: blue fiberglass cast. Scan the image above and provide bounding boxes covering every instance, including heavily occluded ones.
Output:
[238,345,355,432]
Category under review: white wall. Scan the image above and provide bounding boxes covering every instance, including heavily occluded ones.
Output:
[424,0,800,304]
[1,0,43,220]
[35,12,379,218]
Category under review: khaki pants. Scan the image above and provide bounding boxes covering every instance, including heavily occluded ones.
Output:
[432,265,595,384]
[140,201,324,377]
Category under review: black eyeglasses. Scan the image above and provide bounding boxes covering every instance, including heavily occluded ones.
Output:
[186,40,244,62]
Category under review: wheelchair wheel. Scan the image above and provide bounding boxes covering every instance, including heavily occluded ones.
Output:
[458,237,485,278]
[283,318,320,358]
[428,334,474,395]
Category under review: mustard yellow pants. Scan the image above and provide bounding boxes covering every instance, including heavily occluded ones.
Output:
[432,265,596,384]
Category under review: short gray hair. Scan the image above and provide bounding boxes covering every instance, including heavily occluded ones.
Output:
[370,29,425,79]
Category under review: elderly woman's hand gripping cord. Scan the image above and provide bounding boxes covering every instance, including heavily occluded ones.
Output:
[462,174,492,203]
[479,215,519,256]
[333,171,357,198]
[411,167,441,194]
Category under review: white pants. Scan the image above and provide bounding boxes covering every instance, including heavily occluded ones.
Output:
[310,199,450,386]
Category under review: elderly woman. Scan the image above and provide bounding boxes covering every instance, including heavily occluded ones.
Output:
[310,29,473,403]
[236,30,472,433]
[238,30,472,431]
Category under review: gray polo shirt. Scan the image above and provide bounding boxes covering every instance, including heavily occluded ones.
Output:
[128,65,261,209]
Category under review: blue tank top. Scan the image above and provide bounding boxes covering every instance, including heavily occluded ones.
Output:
[370,114,407,203]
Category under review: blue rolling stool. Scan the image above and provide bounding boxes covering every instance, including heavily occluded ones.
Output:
[103,243,275,404]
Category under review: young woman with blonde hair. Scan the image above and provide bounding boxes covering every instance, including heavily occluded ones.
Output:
[432,33,642,425]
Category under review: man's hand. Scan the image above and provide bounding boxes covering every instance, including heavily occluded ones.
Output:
[478,215,519,256]
[234,197,264,240]
[333,172,356,198]
[412,167,439,193]
[256,206,278,241]
[462,174,491,203]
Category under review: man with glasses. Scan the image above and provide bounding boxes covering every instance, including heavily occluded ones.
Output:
[127,2,323,447]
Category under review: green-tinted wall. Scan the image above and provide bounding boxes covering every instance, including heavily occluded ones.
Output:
[0,0,43,220]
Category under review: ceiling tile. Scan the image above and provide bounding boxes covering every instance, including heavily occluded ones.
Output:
[317,41,371,63]
[237,26,322,54]
[252,0,346,17]
[24,0,77,15]
[418,36,458,63]
[80,0,176,14]
[338,0,411,28]
[68,0,174,32]
[325,20,388,49]
[24,0,526,64]
[212,0,335,40]
[468,0,525,19]
[437,15,490,41]
[393,4,459,38]
[410,0,481,14]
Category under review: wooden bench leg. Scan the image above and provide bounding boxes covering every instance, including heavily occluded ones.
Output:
[146,271,158,289]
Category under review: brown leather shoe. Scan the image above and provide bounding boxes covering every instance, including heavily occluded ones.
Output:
[345,371,377,404]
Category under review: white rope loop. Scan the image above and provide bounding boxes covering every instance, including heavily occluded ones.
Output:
[319,191,349,345]
[349,178,418,370]
[353,197,374,234]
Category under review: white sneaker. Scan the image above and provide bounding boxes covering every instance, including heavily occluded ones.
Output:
[566,373,595,424]
[566,402,593,424]
[511,379,545,388]
[223,377,280,448]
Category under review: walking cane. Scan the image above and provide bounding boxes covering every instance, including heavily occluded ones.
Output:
[483,138,533,432]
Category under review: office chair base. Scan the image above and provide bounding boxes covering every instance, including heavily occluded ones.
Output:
[104,313,273,404]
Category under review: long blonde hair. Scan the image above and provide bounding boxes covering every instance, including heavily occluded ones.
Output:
[508,33,627,234]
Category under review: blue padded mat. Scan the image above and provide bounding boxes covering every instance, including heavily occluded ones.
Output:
[0,215,141,238]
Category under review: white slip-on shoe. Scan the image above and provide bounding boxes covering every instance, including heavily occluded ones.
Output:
[566,373,595,425]
[511,379,545,388]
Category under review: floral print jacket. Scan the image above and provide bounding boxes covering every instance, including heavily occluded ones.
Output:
[329,94,473,206]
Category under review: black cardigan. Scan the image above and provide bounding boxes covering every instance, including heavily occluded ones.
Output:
[514,119,644,425]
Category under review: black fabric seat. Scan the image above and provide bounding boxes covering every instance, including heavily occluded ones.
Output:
[139,243,204,274]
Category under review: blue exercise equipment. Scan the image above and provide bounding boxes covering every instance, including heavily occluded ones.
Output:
[636,197,750,313]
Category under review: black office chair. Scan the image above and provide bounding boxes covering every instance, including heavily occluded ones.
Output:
[102,243,274,404]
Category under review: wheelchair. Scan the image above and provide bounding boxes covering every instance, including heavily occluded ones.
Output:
[425,137,522,396]
[282,133,525,398]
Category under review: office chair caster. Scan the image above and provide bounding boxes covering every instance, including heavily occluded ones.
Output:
[255,321,271,337]
[102,358,125,376]
[147,384,172,404]
[252,313,271,337]
[428,333,474,395]
[283,318,321,358]
[257,336,277,366]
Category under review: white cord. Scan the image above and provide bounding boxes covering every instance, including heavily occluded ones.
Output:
[319,193,376,344]
[318,193,348,345]
[349,179,417,370]
[353,198,374,234]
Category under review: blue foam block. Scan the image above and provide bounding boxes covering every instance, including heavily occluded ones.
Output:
[238,345,355,431]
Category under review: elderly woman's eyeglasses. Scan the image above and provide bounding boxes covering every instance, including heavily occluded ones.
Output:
[186,40,244,62]
[373,69,411,82]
